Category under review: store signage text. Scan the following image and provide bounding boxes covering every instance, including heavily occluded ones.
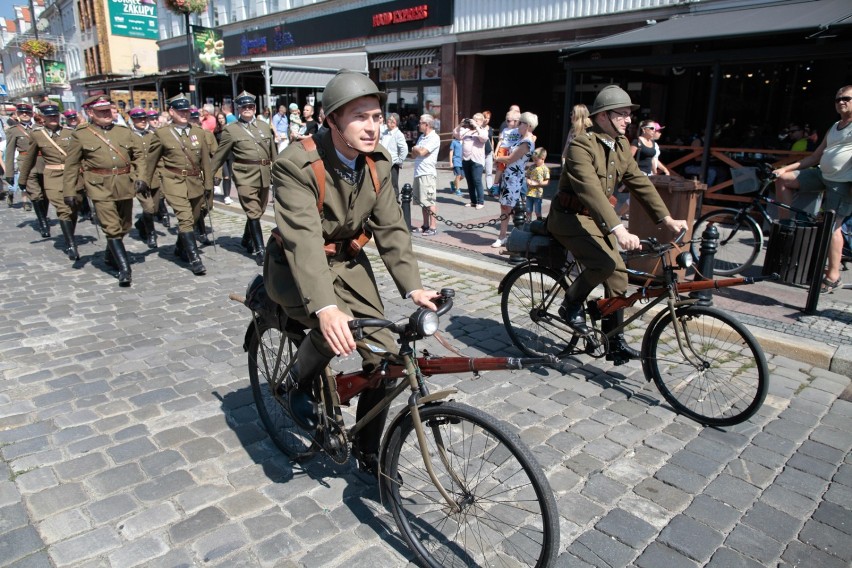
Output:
[372,5,428,27]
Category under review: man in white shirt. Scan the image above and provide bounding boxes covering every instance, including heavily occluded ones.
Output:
[409,114,440,235]
[271,105,289,152]
[379,112,408,200]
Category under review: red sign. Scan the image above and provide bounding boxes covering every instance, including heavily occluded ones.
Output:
[372,4,428,27]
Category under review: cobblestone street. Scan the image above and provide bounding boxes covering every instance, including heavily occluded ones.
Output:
[1,203,850,567]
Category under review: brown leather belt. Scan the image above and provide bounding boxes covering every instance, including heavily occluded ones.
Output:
[87,166,131,175]
[235,159,272,166]
[164,166,201,177]
[44,164,65,171]
[270,227,370,260]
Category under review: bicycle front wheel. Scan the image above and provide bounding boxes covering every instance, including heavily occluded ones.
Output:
[642,305,768,426]
[501,264,573,357]
[383,402,559,568]
[247,323,316,460]
[691,210,763,276]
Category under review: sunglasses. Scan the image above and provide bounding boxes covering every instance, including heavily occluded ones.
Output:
[836,96,852,103]
[609,110,631,119]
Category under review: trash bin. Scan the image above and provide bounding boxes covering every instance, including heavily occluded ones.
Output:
[762,219,823,285]
[628,176,706,277]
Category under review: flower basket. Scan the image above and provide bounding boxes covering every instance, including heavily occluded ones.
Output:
[164,0,208,15]
[21,39,56,59]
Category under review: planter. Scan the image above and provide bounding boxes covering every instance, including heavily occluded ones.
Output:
[21,39,56,59]
[165,0,208,15]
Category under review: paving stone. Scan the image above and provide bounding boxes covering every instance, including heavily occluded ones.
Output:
[118,503,181,540]
[725,458,776,488]
[47,526,122,566]
[809,426,851,452]
[781,540,848,568]
[706,546,765,568]
[86,494,139,524]
[760,484,818,518]
[634,541,699,568]
[682,494,742,533]
[87,463,145,496]
[134,470,194,502]
[633,477,691,512]
[654,464,708,494]
[169,506,228,544]
[0,526,45,566]
[741,502,802,542]
[564,452,605,477]
[703,474,762,511]
[724,522,784,564]
[580,474,627,506]
[192,524,249,564]
[557,492,605,526]
[799,519,852,561]
[25,483,88,522]
[107,535,170,568]
[775,466,830,500]
[658,514,725,563]
[595,508,657,548]
[567,529,636,568]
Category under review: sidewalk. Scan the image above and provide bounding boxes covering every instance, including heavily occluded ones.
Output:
[236,161,852,374]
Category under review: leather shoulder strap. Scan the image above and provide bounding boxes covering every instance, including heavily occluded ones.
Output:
[299,137,326,213]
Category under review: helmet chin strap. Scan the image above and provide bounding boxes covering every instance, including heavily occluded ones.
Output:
[329,116,373,155]
[607,112,621,137]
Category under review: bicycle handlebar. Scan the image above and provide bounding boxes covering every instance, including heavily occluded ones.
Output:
[634,228,688,255]
[348,288,455,335]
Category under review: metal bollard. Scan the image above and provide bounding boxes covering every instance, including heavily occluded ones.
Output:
[690,223,719,306]
[401,183,412,231]
[512,201,526,229]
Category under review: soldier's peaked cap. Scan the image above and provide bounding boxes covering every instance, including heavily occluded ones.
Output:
[84,94,112,109]
[16,102,33,112]
[62,109,78,119]
[168,94,191,110]
[129,107,147,119]
[235,91,256,107]
[37,102,60,116]
[146,109,159,118]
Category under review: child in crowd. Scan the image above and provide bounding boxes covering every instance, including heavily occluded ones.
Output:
[525,148,550,220]
[449,138,464,196]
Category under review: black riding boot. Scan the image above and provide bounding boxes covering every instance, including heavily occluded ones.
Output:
[288,336,333,431]
[248,218,265,266]
[107,238,132,286]
[134,216,148,241]
[195,216,212,247]
[559,300,592,336]
[79,195,92,221]
[352,380,396,478]
[58,220,79,261]
[159,198,170,228]
[143,213,157,249]
[32,199,50,237]
[178,231,206,275]
[603,310,640,365]
[240,220,254,254]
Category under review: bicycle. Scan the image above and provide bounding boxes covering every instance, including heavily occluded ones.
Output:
[231,278,560,567]
[499,230,773,427]
[691,165,817,276]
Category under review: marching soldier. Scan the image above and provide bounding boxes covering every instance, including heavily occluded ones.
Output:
[62,109,93,222]
[146,108,172,228]
[143,94,213,275]
[63,94,145,287]
[127,107,160,249]
[18,102,82,260]
[211,91,277,265]
[190,105,217,245]
[4,102,45,226]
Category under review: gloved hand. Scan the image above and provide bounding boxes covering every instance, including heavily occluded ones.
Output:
[204,189,212,199]
[134,179,150,198]
[213,176,222,186]
[63,196,76,208]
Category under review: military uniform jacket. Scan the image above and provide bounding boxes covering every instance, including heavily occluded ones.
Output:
[268,127,421,317]
[4,122,42,175]
[131,127,161,190]
[18,126,75,193]
[144,124,212,200]
[211,119,276,188]
[548,126,669,238]
[63,123,144,202]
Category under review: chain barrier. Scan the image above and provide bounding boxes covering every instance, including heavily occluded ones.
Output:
[407,192,516,230]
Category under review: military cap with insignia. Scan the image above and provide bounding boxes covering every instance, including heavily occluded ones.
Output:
[62,109,78,119]
[37,102,60,116]
[168,93,191,110]
[16,102,33,113]
[128,107,147,119]
[235,91,256,108]
[147,109,159,118]
[84,94,112,109]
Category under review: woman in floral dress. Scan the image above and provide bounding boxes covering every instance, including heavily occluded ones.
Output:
[492,112,538,247]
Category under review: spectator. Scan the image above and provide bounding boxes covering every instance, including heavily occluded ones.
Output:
[651,122,671,175]
[379,112,408,200]
[259,108,271,123]
[201,104,217,132]
[561,104,592,166]
[492,110,521,197]
[294,104,318,140]
[493,111,537,247]
[288,103,302,142]
[481,110,495,191]
[772,85,852,293]
[632,120,658,175]
[453,113,488,209]
[110,103,127,126]
[525,147,550,220]
[499,105,521,131]
[158,111,170,125]
[271,105,289,152]
[449,136,464,196]
[409,114,440,235]
[223,102,237,124]
[316,106,325,127]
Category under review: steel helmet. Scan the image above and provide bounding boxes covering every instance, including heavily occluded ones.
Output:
[590,85,638,115]
[322,70,387,116]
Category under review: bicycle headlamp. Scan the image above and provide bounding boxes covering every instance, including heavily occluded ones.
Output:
[411,308,440,336]
[677,251,694,269]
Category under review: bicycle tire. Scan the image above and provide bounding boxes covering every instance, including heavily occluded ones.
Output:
[691,210,763,276]
[383,402,559,568]
[641,305,768,427]
[501,263,574,357]
[247,323,316,460]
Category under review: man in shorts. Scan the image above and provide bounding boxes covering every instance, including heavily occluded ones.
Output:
[773,85,852,293]
[409,114,440,235]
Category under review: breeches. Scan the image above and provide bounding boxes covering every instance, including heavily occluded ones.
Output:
[136,186,164,215]
[24,171,43,200]
[94,199,133,239]
[165,192,205,232]
[554,230,628,301]
[44,186,73,221]
[237,185,269,220]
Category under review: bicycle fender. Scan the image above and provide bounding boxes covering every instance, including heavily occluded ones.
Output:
[640,306,691,381]
[497,261,536,294]
[242,322,254,353]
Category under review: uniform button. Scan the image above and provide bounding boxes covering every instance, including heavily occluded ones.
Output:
[608,174,612,178]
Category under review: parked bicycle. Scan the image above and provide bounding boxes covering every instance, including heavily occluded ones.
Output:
[231,279,560,567]
[691,165,817,276]
[500,230,772,427]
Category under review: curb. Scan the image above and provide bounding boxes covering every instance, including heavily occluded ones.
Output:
[215,201,846,372]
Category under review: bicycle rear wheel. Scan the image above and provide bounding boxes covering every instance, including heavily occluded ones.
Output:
[383,402,559,567]
[247,322,316,460]
[691,210,763,276]
[501,263,574,357]
[642,305,768,427]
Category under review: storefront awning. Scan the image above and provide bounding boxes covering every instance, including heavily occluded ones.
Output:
[371,49,438,68]
[573,0,852,51]
[271,69,336,88]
